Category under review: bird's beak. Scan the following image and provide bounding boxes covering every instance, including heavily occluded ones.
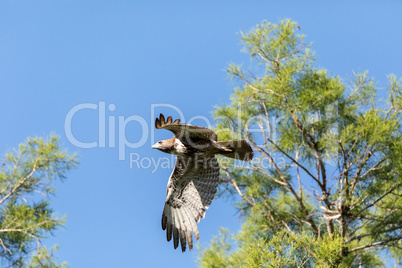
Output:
[152,142,159,149]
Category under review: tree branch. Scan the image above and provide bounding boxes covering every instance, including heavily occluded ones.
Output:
[355,183,399,218]
[222,169,276,229]
[0,164,37,206]
[348,236,402,253]
[252,145,319,235]
[267,138,321,187]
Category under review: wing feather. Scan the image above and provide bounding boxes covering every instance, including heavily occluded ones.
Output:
[176,210,187,252]
[173,226,179,249]
[186,230,193,251]
[166,116,173,124]
[167,224,172,242]
[160,114,165,125]
[161,156,219,251]
[181,207,195,250]
[183,195,204,223]
[182,205,199,241]
[163,205,173,242]
[155,113,217,141]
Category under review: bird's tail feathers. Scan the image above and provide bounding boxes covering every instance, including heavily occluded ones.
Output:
[215,140,254,161]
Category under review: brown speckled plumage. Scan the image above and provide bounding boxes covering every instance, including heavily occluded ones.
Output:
[161,156,219,252]
[153,114,253,252]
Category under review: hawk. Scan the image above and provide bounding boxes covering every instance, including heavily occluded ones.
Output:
[152,114,253,252]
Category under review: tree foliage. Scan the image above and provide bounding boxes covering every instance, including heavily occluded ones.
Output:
[0,136,77,267]
[198,19,402,267]
[26,245,68,268]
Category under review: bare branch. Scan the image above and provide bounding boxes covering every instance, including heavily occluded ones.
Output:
[267,138,321,187]
[252,144,319,235]
[355,183,400,218]
[0,164,37,206]
[359,158,387,180]
[350,152,375,193]
[246,164,287,186]
[295,148,303,199]
[238,72,285,98]
[265,203,292,232]
[260,101,272,140]
[348,236,402,253]
[0,238,12,255]
[347,137,360,157]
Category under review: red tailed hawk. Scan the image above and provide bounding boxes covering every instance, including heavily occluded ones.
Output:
[152,114,253,252]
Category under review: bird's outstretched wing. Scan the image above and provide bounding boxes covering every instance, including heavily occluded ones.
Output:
[155,113,218,141]
[161,155,220,252]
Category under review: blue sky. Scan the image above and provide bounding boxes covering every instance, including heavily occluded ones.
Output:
[0,1,401,267]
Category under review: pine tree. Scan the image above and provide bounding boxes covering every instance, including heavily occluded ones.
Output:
[198,19,401,267]
[0,136,77,267]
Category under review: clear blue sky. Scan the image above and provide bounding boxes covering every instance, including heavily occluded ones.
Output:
[1,1,401,267]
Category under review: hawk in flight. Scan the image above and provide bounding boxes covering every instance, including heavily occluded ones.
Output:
[152,114,253,252]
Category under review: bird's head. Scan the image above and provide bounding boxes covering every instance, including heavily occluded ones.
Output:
[152,138,175,154]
